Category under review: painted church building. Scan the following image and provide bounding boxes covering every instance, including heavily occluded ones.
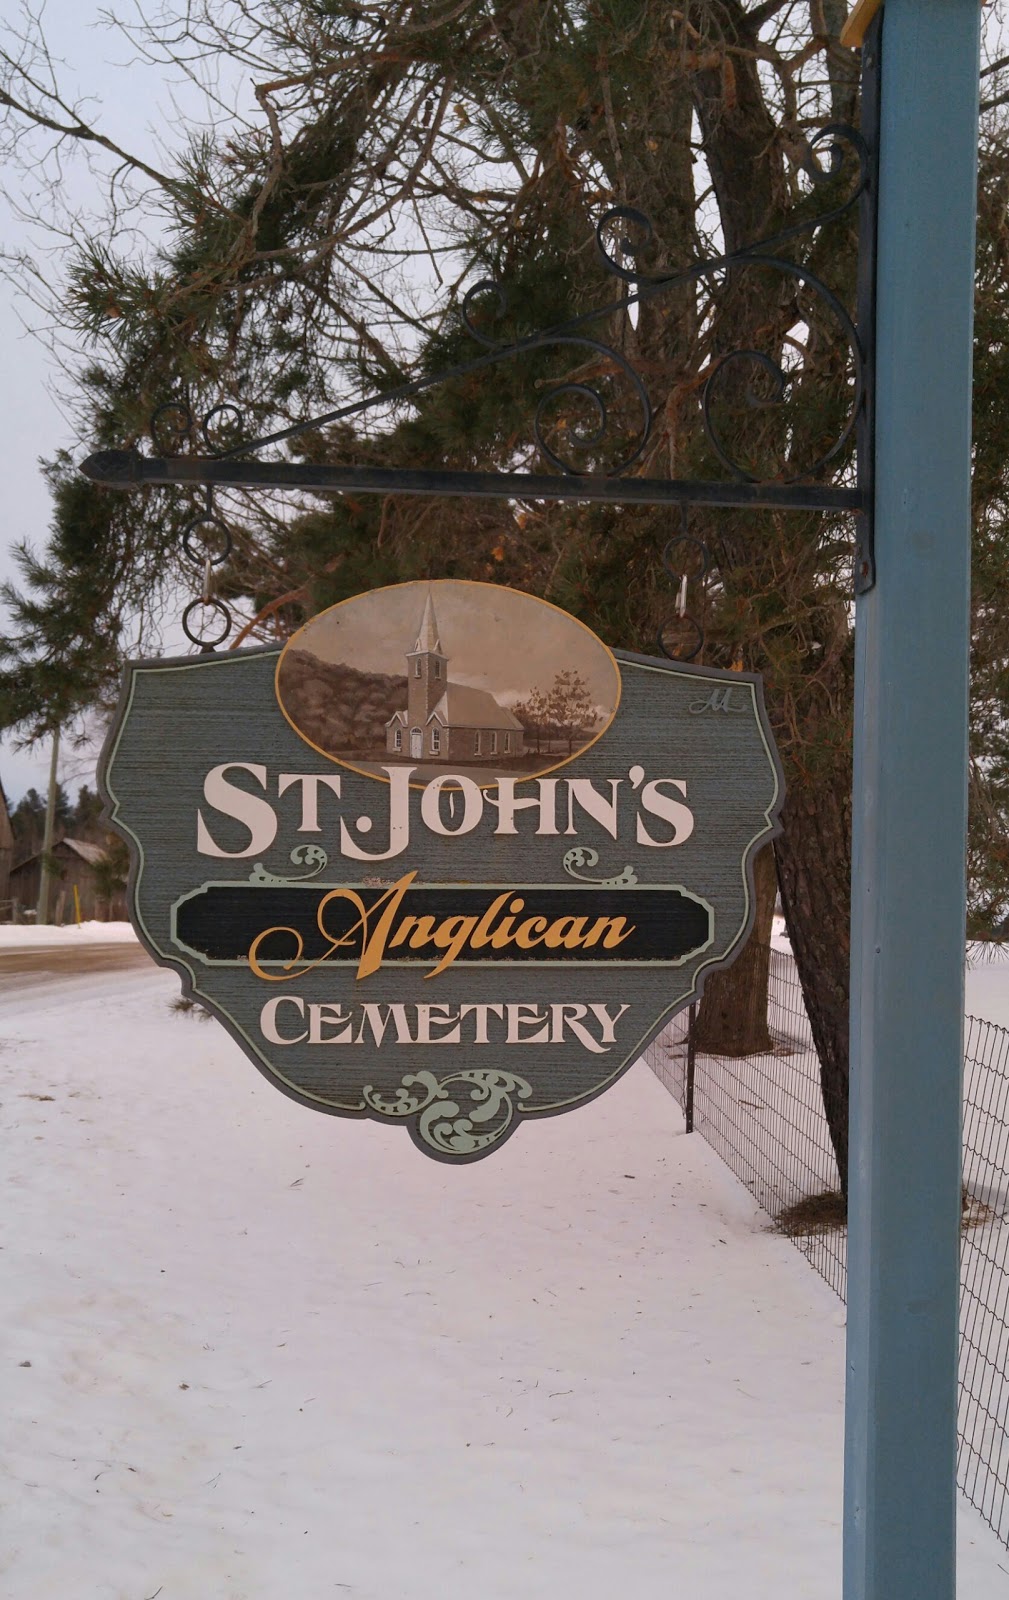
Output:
[385,591,526,763]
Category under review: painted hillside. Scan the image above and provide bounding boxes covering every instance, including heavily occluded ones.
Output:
[277,649,406,759]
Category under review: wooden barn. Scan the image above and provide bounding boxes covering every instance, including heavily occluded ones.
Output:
[7,837,126,924]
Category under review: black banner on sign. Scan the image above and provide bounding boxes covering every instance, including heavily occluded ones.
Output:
[102,585,784,1162]
[173,878,713,974]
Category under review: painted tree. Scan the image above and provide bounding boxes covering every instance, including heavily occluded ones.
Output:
[1,1,1009,1189]
[546,670,597,756]
[512,686,552,755]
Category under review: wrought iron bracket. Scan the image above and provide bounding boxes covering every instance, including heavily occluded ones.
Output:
[81,448,864,517]
[81,94,878,597]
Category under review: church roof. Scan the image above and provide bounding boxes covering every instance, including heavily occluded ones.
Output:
[409,589,442,654]
[429,684,523,731]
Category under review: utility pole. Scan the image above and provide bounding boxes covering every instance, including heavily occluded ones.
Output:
[842,1,980,1595]
[36,726,60,925]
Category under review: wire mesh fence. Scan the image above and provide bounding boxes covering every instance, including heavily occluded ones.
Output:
[643,946,1009,1546]
[960,1011,1009,1542]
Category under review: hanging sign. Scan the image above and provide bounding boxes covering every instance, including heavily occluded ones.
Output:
[100,579,783,1162]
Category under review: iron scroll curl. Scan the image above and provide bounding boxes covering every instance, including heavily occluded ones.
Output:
[594,125,870,287]
[151,399,247,458]
[110,115,872,640]
[594,125,868,484]
[186,119,864,483]
[141,120,866,490]
[456,123,866,484]
[699,255,864,483]
[461,278,653,476]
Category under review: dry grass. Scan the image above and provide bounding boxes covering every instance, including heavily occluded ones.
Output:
[775,1185,995,1236]
[962,1188,997,1231]
[170,996,211,1021]
[775,1191,847,1236]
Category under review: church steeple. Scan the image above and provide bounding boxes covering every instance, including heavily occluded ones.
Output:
[406,586,449,723]
[413,588,442,654]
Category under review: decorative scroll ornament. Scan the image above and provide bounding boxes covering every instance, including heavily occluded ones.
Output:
[362,1069,534,1158]
[131,121,866,498]
[151,398,247,458]
[594,124,869,484]
[247,845,329,886]
[82,109,871,617]
[594,126,869,287]
[460,278,652,477]
[562,847,638,888]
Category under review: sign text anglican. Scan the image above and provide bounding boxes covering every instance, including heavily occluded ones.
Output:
[101,579,784,1161]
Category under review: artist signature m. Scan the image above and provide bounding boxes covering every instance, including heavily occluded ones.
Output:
[688,686,749,716]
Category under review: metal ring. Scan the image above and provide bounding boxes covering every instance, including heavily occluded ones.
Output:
[528,333,652,477]
[596,206,656,283]
[657,615,704,663]
[661,534,710,583]
[150,401,194,455]
[182,598,233,650]
[202,402,245,455]
[461,278,509,349]
[181,513,233,567]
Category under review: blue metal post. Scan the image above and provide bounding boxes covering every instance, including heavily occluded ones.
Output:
[845,3,980,1597]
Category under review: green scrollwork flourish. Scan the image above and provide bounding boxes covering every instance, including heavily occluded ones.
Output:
[362,1068,533,1157]
[562,846,637,887]
[248,844,329,886]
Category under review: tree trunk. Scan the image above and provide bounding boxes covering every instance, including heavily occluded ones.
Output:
[773,754,852,1196]
[694,842,777,1054]
[688,0,856,1195]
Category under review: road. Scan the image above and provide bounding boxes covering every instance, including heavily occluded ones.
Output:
[0,939,160,1015]
[0,941,154,982]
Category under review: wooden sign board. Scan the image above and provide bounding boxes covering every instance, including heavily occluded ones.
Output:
[100,579,784,1162]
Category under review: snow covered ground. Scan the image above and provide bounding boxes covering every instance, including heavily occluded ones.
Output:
[967,943,1009,1032]
[0,920,139,947]
[4,965,1009,1598]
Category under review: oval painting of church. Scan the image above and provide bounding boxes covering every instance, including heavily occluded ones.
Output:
[275,579,621,788]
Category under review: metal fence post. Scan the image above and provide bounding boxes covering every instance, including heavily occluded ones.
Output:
[844,3,980,1597]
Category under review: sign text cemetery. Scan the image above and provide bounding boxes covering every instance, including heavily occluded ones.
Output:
[101,579,783,1161]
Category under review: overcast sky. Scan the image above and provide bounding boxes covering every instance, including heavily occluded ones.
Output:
[3,4,1004,809]
[0,2,238,804]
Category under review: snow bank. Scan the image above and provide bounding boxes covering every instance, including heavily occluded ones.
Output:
[0,920,138,947]
[967,961,1009,1033]
[3,968,1006,1597]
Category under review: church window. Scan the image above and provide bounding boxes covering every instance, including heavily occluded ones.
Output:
[430,726,441,755]
[474,731,482,755]
[393,728,402,752]
[489,731,498,755]
[434,659,441,679]
[414,659,422,678]
[503,733,511,754]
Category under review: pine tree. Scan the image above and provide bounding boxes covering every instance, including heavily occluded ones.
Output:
[10,784,71,862]
[2,2,1009,1186]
